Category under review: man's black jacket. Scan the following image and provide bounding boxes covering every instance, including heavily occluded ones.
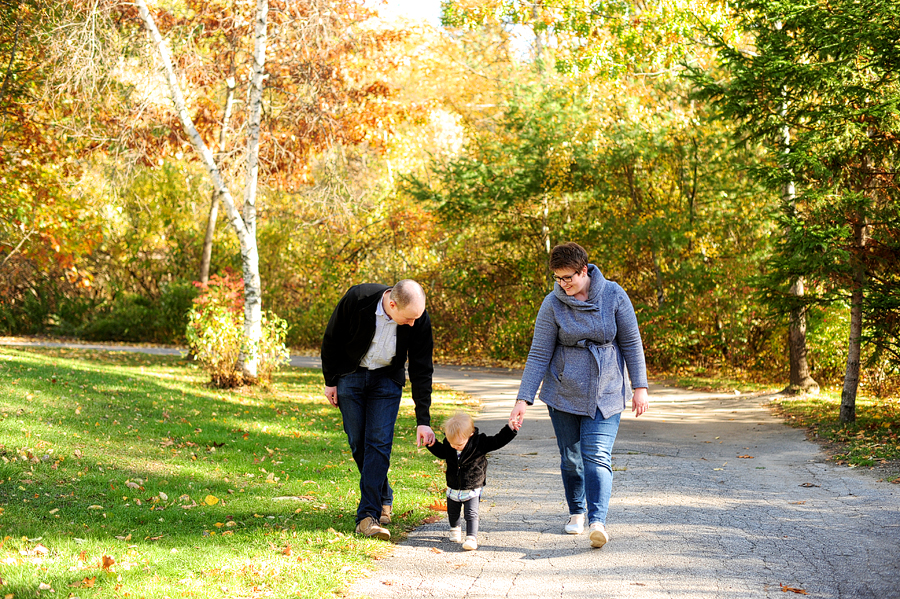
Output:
[426,425,517,490]
[321,283,434,426]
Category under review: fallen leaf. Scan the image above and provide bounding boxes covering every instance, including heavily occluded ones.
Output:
[737,455,754,459]
[34,544,49,556]
[158,492,168,501]
[204,495,219,506]
[781,584,808,595]
[282,545,293,556]
[70,577,96,589]
[382,580,395,586]
[790,501,806,505]
[88,505,103,510]
[423,515,442,524]
[101,555,115,571]
[430,547,443,554]
[798,483,819,488]
[429,501,447,512]
[38,583,53,591]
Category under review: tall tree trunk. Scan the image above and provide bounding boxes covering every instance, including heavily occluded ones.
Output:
[200,76,237,285]
[840,262,864,423]
[239,0,268,380]
[787,277,818,393]
[840,209,870,423]
[136,0,263,379]
[780,115,819,394]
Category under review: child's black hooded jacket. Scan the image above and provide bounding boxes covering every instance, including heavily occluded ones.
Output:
[426,425,516,491]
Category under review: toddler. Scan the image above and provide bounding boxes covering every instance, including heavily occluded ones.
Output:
[426,412,517,550]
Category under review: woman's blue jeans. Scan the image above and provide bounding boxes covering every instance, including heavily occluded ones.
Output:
[337,369,403,524]
[547,405,621,525]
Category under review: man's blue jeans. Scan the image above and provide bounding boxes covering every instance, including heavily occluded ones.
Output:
[337,368,403,524]
[547,405,622,525]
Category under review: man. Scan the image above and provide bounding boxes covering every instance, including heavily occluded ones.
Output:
[321,279,436,540]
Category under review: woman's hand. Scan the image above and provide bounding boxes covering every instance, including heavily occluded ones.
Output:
[509,400,528,431]
[632,387,649,417]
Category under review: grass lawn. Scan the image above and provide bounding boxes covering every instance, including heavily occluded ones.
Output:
[0,347,477,599]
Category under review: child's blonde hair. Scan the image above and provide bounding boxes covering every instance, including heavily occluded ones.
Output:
[443,412,474,443]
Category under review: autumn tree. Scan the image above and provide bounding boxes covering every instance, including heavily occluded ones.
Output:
[28,0,412,375]
[0,1,106,332]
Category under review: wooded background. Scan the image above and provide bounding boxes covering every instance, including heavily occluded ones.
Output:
[2,0,898,409]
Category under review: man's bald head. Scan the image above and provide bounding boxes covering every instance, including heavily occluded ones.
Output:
[386,280,426,326]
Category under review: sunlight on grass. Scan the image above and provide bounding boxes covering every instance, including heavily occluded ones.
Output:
[0,347,470,598]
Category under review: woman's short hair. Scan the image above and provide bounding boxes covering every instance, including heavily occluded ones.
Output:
[443,412,475,442]
[549,242,589,272]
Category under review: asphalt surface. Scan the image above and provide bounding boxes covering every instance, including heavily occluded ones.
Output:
[347,365,900,599]
[3,341,898,598]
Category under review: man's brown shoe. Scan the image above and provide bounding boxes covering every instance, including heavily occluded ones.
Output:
[380,505,392,525]
[355,516,390,540]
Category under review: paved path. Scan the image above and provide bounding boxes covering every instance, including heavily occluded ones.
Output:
[345,365,900,599]
[4,341,898,597]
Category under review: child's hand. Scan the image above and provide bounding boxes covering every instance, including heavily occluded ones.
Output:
[509,400,527,431]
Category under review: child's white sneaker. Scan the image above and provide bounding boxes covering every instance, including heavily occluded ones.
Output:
[449,527,462,543]
[589,522,609,548]
[564,514,585,534]
[462,535,478,551]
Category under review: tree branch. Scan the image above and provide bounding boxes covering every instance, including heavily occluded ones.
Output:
[0,11,23,147]
[1,228,36,271]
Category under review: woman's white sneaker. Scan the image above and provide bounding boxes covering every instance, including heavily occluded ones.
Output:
[462,536,478,551]
[589,522,609,548]
[564,514,585,534]
[449,527,462,543]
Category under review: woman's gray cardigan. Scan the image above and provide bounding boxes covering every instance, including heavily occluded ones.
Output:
[516,264,648,419]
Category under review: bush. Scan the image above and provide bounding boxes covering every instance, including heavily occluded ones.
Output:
[185,271,289,387]
[186,302,244,387]
[69,281,197,344]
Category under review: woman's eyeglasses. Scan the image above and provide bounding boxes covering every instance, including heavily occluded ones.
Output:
[552,272,580,284]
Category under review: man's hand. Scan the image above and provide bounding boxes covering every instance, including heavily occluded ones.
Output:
[632,387,649,417]
[509,400,527,431]
[416,425,435,447]
[324,386,338,407]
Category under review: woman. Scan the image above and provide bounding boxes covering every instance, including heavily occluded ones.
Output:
[509,242,649,549]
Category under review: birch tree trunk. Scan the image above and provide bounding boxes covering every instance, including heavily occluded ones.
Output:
[239,0,268,379]
[135,0,264,379]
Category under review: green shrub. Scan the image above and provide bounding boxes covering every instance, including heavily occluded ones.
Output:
[70,281,197,344]
[186,302,244,387]
[185,271,289,387]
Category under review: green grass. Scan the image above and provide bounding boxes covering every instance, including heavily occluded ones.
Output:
[0,347,477,599]
[771,393,900,478]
